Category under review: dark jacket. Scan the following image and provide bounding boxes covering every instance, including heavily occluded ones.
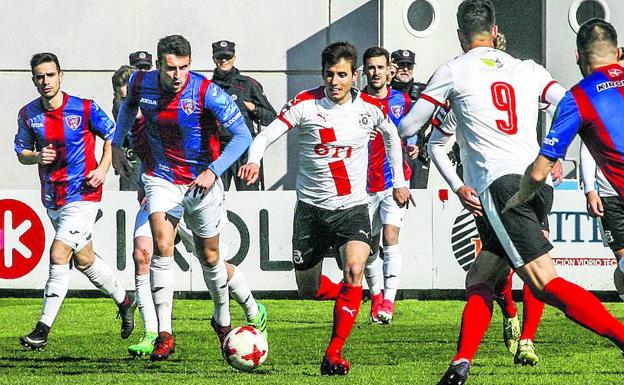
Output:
[212,67,276,140]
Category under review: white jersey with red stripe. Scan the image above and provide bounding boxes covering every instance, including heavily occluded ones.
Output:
[248,86,405,210]
[411,46,564,193]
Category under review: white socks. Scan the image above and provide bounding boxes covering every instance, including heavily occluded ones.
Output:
[365,251,383,296]
[202,257,231,326]
[40,264,70,328]
[228,266,259,320]
[82,257,126,304]
[151,256,175,333]
[383,244,402,302]
[135,273,158,333]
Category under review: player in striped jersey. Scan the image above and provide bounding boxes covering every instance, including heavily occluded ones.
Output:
[15,53,136,351]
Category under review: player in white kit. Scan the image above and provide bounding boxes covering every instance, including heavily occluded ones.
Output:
[239,42,412,375]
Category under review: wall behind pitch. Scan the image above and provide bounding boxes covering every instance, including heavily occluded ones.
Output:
[1,0,379,192]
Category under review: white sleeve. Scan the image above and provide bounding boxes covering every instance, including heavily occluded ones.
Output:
[428,128,464,192]
[533,62,566,106]
[246,118,290,164]
[399,64,453,138]
[378,116,408,189]
[579,141,597,195]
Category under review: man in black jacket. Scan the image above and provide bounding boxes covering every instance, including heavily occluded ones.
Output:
[390,49,430,189]
[211,40,277,190]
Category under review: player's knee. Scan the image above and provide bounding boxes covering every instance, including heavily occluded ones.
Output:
[382,230,399,246]
[343,262,364,285]
[154,239,174,257]
[73,259,93,272]
[198,247,220,268]
[133,246,152,270]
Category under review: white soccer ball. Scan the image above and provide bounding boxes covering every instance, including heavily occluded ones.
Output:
[222,325,268,371]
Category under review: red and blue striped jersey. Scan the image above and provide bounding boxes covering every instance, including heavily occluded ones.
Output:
[540,64,624,197]
[366,87,412,193]
[113,70,251,184]
[14,92,115,209]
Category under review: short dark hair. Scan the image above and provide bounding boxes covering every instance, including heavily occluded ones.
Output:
[157,35,191,62]
[363,46,389,65]
[30,52,61,74]
[322,42,357,73]
[577,18,618,55]
[457,0,496,41]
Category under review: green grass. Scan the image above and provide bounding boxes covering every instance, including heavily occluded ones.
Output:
[1,298,622,384]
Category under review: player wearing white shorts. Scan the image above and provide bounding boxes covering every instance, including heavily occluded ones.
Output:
[15,53,136,351]
[361,46,413,324]
[580,142,624,301]
[112,35,264,361]
[239,42,412,375]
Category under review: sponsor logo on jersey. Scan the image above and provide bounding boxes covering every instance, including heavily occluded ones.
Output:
[451,209,481,271]
[542,137,559,146]
[223,111,242,128]
[480,57,502,69]
[391,105,404,119]
[65,115,82,130]
[596,80,624,92]
[140,97,158,106]
[608,68,623,77]
[181,99,197,115]
[29,121,44,128]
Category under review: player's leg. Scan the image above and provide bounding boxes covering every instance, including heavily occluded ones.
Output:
[322,203,371,376]
[614,251,624,301]
[516,254,624,351]
[224,261,267,334]
[364,194,383,322]
[128,203,158,357]
[599,196,624,301]
[19,215,73,351]
[493,270,520,354]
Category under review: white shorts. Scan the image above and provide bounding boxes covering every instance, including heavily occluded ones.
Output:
[368,187,406,236]
[47,200,99,251]
[133,202,196,254]
[141,174,228,238]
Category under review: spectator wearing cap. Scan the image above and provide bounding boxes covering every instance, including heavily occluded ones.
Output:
[390,49,430,189]
[211,40,276,191]
[129,51,153,71]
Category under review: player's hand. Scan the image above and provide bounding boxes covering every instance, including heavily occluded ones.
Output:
[585,191,604,217]
[393,186,415,208]
[243,101,256,112]
[407,144,419,160]
[551,159,563,186]
[238,163,260,185]
[38,144,56,165]
[456,185,483,216]
[86,167,106,188]
[137,186,147,205]
[369,127,381,140]
[112,146,133,178]
[187,169,217,199]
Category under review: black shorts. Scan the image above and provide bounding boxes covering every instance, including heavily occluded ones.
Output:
[600,196,624,251]
[475,174,554,269]
[292,200,372,271]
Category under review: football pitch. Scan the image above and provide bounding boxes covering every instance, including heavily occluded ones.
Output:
[1,298,622,385]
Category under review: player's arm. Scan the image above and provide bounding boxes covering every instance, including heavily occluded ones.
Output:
[247,81,277,126]
[428,118,483,216]
[238,117,289,184]
[377,118,413,207]
[580,141,603,217]
[504,92,582,212]
[86,100,116,187]
[398,64,452,138]
[112,75,140,178]
[14,110,56,165]
[192,83,252,195]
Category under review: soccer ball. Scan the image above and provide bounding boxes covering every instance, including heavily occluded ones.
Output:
[222,325,268,371]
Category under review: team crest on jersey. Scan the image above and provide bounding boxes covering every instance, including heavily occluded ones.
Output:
[359,112,371,127]
[608,68,623,77]
[181,99,197,115]
[391,105,403,119]
[65,115,82,130]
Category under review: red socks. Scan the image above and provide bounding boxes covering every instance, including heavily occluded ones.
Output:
[326,284,363,355]
[453,284,494,363]
[519,283,544,341]
[316,275,343,300]
[494,270,517,319]
[543,277,624,350]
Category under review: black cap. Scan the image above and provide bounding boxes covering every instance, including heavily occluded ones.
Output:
[391,49,416,65]
[129,51,153,69]
[212,40,236,58]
